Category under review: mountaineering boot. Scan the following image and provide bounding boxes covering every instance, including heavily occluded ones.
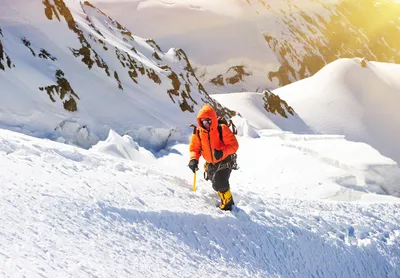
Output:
[217,189,234,211]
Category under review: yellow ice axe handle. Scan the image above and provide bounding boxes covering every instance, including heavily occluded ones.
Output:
[192,171,197,192]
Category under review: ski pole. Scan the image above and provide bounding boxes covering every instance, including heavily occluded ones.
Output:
[192,171,197,192]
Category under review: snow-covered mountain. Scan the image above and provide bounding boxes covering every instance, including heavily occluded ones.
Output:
[273,58,400,165]
[1,2,400,276]
[93,0,400,93]
[213,57,400,164]
[0,0,234,148]
[258,0,400,86]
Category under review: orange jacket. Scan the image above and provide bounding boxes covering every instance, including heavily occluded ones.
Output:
[189,104,239,163]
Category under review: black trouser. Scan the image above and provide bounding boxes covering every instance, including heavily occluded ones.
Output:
[212,167,231,192]
[207,155,232,192]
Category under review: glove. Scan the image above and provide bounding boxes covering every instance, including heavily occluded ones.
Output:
[214,149,223,160]
[188,159,198,173]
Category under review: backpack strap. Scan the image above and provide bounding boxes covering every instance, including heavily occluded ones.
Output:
[218,124,222,142]
[228,120,237,135]
[190,123,202,149]
[192,123,227,143]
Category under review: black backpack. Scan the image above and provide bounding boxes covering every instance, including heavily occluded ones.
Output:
[216,116,237,139]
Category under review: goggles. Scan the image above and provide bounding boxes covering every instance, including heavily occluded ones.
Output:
[201,119,212,126]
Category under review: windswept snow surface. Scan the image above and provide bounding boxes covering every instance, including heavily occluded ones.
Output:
[273,58,400,165]
[1,127,400,277]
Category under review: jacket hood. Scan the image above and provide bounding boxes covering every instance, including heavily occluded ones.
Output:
[196,104,218,132]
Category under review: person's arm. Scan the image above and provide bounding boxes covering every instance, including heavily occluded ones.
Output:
[221,125,238,156]
[189,131,201,161]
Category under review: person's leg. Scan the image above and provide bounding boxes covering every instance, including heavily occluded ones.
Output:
[211,168,230,192]
[212,168,234,210]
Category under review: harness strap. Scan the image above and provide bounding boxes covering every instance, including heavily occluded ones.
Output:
[205,154,236,182]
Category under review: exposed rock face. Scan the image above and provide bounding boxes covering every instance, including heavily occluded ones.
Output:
[163,48,235,116]
[45,0,232,116]
[210,75,224,87]
[210,66,252,87]
[0,28,13,70]
[202,0,400,91]
[0,0,235,122]
[225,66,252,85]
[39,49,57,61]
[42,0,111,76]
[39,69,79,112]
[257,0,400,86]
[262,89,295,118]
[22,38,36,57]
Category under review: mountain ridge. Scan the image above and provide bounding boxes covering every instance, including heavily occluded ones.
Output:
[95,0,400,92]
[0,0,235,147]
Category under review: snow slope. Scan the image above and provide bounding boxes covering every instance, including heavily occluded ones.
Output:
[273,58,400,165]
[1,127,400,277]
[0,0,230,149]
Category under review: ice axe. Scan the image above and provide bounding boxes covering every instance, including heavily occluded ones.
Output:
[192,167,198,192]
[189,123,199,192]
